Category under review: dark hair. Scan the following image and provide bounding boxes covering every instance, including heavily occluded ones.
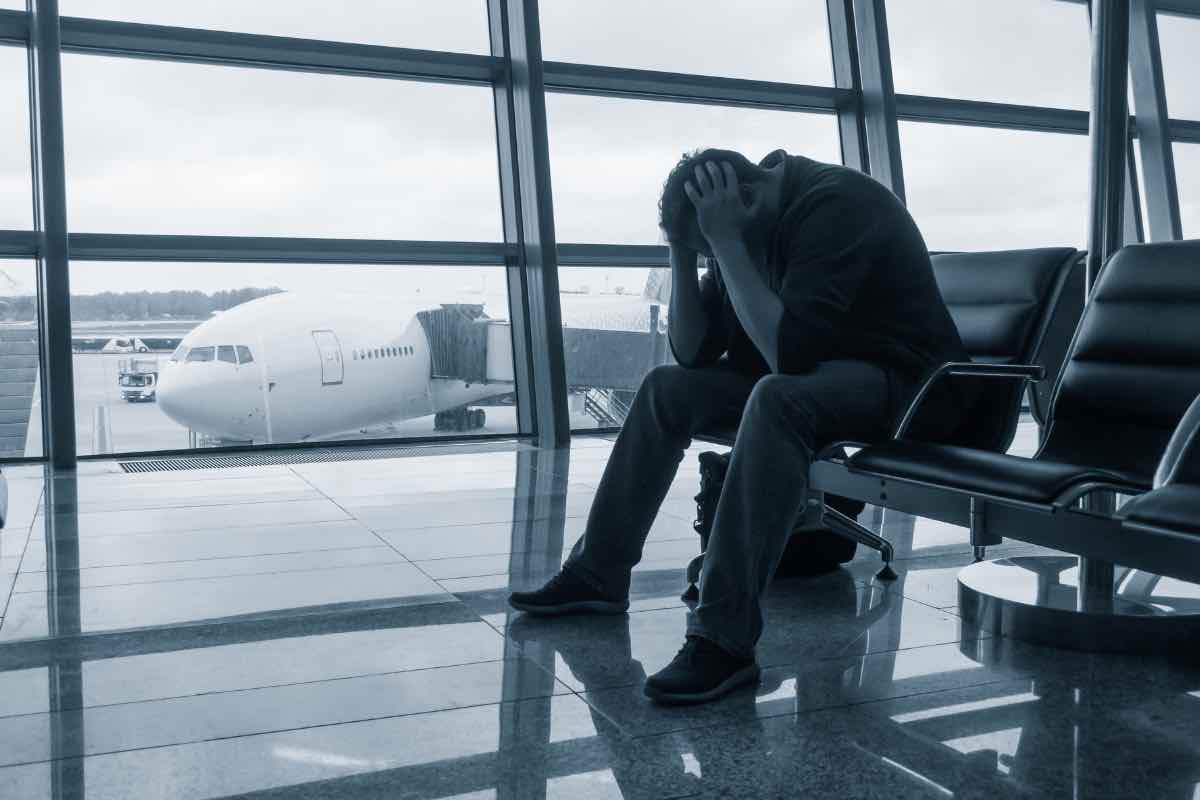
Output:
[658,148,759,244]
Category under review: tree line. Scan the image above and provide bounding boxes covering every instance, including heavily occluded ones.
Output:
[0,287,283,321]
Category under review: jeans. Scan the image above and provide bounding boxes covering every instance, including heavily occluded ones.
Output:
[563,360,895,659]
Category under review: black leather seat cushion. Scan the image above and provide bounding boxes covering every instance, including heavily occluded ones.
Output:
[847,440,1141,504]
[1120,484,1200,535]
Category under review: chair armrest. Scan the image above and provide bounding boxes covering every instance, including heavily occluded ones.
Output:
[1154,393,1200,488]
[893,362,1046,440]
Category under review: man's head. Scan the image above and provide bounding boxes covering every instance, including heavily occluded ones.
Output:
[658,148,781,253]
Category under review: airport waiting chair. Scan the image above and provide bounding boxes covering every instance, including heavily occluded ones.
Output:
[1119,392,1200,545]
[686,247,1082,590]
[810,240,1200,580]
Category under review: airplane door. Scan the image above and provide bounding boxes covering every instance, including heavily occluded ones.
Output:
[311,330,344,386]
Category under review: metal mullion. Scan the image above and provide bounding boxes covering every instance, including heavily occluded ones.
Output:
[542,60,846,112]
[0,229,38,257]
[28,0,76,469]
[851,0,905,200]
[63,234,510,265]
[0,8,27,42]
[56,15,499,85]
[488,0,568,449]
[895,94,1092,134]
[556,243,668,268]
[1129,0,1183,240]
[1085,0,1131,291]
[1172,119,1200,142]
[827,0,869,172]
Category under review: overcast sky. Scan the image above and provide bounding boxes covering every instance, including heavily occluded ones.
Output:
[0,0,1197,299]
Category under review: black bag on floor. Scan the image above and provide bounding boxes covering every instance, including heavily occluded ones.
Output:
[693,451,860,578]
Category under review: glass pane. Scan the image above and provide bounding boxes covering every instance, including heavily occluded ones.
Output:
[540,0,832,85]
[68,263,516,455]
[1159,12,1200,121]
[0,260,44,458]
[1,46,32,230]
[1177,142,1200,237]
[900,122,1089,250]
[558,266,668,430]
[62,55,503,240]
[888,0,1090,109]
[60,0,490,54]
[547,94,842,244]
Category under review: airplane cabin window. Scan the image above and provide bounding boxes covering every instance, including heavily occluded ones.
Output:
[217,345,237,364]
[236,345,254,364]
[185,346,215,363]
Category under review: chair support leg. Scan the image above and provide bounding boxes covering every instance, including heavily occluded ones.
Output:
[969,497,1001,562]
[823,507,897,581]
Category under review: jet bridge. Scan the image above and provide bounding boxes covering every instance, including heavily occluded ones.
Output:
[417,303,670,423]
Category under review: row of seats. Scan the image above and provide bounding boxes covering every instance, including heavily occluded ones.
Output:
[809,239,1200,588]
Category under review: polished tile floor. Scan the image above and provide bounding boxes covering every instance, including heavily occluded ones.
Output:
[1,429,1198,799]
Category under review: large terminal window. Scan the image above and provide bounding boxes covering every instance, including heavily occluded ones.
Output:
[61,55,503,241]
[539,0,833,85]
[901,122,1089,251]
[887,0,1090,109]
[59,0,491,53]
[68,262,515,456]
[1176,143,1200,237]
[1158,12,1200,123]
[0,45,31,230]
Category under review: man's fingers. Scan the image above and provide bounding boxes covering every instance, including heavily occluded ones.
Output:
[705,161,725,191]
[683,180,701,206]
[719,162,739,197]
[692,164,713,194]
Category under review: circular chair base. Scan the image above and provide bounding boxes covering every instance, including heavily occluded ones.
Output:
[958,556,1200,655]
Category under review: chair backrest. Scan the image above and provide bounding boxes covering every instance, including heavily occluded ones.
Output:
[927,247,1080,451]
[1154,393,1200,489]
[1041,240,1200,486]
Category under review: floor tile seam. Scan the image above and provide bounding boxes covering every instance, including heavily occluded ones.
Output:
[38,515,360,540]
[7,552,415,595]
[0,655,528,722]
[355,511,592,535]
[38,497,349,522]
[620,675,1025,743]
[288,468,423,567]
[0,501,41,622]
[46,494,330,515]
[0,593,463,650]
[402,535,697,565]
[13,544,396,575]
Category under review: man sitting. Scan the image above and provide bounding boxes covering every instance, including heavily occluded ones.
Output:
[510,148,969,704]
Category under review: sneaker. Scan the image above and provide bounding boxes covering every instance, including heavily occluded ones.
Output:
[643,636,760,705]
[508,570,629,616]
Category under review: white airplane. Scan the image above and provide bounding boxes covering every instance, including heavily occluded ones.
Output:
[156,275,670,445]
[156,292,517,443]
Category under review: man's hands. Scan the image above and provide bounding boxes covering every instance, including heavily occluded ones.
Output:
[684,161,759,249]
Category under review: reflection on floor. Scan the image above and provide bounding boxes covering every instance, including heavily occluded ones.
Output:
[1,424,1198,798]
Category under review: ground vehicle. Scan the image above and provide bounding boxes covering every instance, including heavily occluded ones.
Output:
[102,337,150,354]
[119,357,159,402]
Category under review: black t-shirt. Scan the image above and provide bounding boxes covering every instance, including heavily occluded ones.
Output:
[677,150,969,420]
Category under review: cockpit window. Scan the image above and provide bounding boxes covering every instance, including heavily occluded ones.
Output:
[236,345,254,364]
[217,345,237,364]
[169,345,187,362]
[186,346,215,363]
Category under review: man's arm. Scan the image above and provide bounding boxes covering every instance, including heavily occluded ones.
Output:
[667,243,727,368]
[706,238,783,374]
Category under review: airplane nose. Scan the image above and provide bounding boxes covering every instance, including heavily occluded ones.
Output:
[157,361,266,442]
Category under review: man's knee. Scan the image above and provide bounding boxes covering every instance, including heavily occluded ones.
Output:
[742,375,817,444]
[637,364,695,406]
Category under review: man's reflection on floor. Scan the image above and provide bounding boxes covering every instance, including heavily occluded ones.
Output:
[507,568,866,796]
